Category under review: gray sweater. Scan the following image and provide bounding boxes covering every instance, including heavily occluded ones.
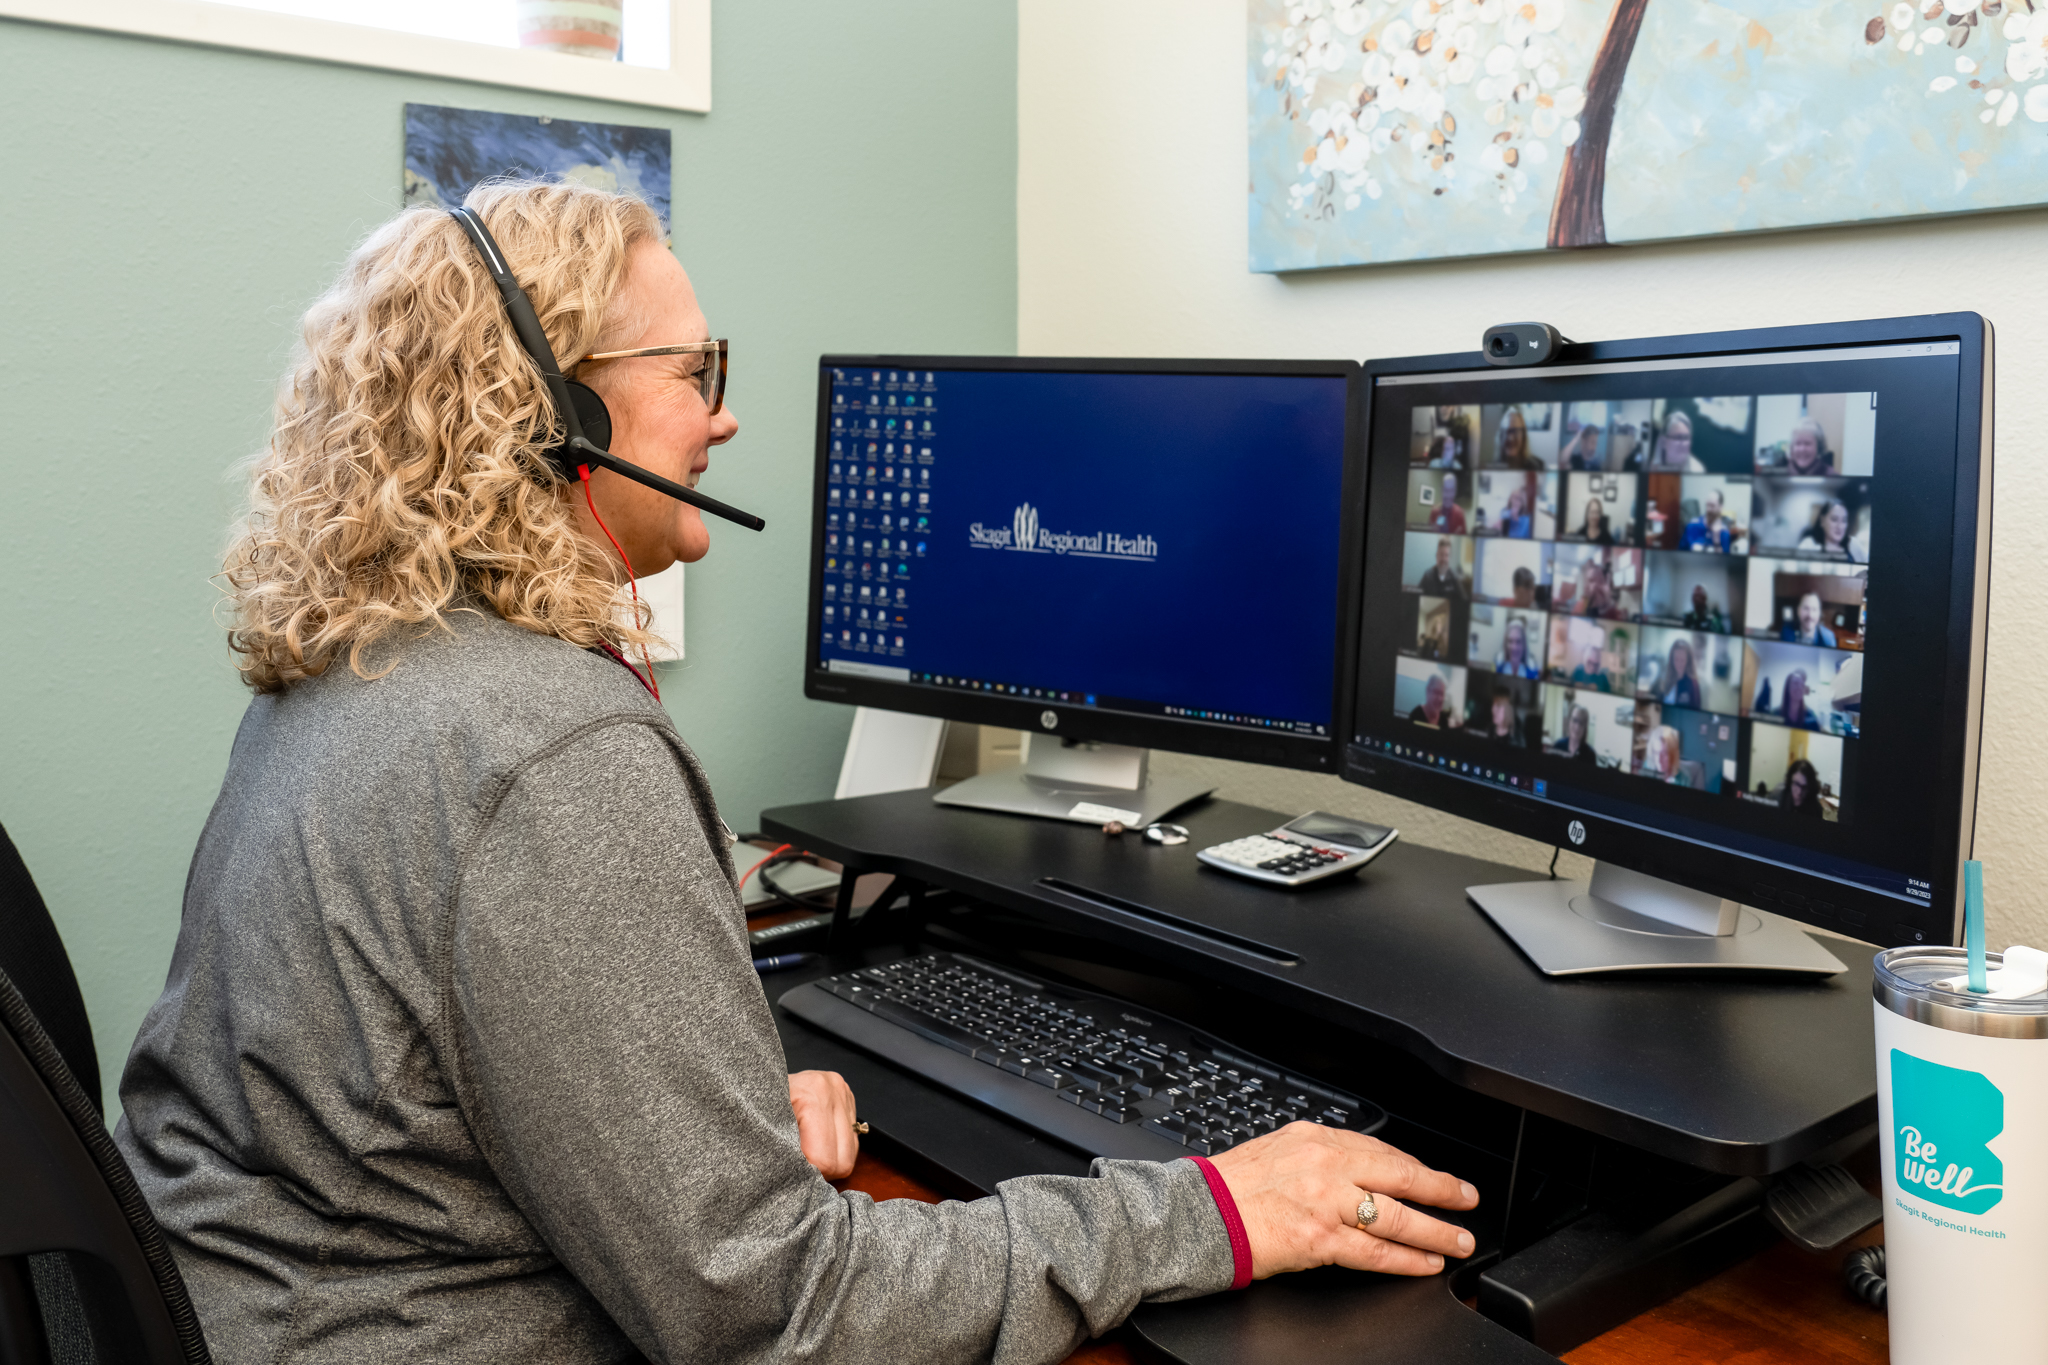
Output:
[115,607,1233,1365]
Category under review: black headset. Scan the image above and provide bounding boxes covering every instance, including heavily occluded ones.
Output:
[448,206,765,533]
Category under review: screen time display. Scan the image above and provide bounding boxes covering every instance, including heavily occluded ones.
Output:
[815,366,1349,736]
[1351,343,1967,915]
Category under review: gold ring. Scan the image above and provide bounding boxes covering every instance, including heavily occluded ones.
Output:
[1355,1193,1380,1230]
[853,1120,870,1135]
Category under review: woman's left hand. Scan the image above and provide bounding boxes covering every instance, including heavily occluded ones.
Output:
[788,1070,861,1179]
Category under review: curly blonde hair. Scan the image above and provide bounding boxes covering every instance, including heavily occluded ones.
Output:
[224,179,665,692]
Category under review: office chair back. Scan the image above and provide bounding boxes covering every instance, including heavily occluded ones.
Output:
[0,824,211,1364]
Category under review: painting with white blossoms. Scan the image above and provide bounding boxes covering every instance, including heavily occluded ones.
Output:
[1249,0,2048,270]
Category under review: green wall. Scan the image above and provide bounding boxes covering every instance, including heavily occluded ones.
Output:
[0,6,1018,1111]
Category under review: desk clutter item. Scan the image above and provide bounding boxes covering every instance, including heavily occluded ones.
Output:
[782,951,1385,1160]
[1195,810,1397,887]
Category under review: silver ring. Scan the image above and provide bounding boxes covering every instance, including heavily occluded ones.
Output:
[1355,1193,1380,1230]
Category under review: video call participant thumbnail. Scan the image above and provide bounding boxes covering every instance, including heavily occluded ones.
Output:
[1546,614,1632,694]
[1541,684,1634,767]
[1560,403,1608,471]
[1551,544,1642,621]
[1744,560,1863,646]
[1471,470,1554,540]
[1741,723,1845,820]
[1562,472,1638,545]
[1467,604,1545,679]
[1473,539,1552,609]
[1646,397,1756,473]
[1403,530,1475,599]
[1630,702,1738,792]
[1749,477,1871,562]
[1411,404,1480,468]
[1409,595,1460,661]
[1466,675,1541,747]
[1745,640,1856,734]
[1640,551,1745,633]
[1407,468,1472,534]
[1753,393,1875,477]
[1479,402,1559,468]
[1635,628,1743,714]
[1395,657,1466,728]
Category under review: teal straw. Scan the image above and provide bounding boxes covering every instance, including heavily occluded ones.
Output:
[1965,860,1988,993]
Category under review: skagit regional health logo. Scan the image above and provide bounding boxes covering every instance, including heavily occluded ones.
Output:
[967,503,1159,562]
[1893,1049,2005,1215]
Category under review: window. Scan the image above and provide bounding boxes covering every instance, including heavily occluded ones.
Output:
[0,0,709,112]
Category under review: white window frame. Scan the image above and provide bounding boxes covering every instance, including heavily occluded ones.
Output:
[0,0,710,113]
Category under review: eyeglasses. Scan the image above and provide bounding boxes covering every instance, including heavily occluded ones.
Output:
[579,339,728,415]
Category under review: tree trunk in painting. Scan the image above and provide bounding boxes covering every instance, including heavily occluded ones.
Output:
[1547,0,1652,249]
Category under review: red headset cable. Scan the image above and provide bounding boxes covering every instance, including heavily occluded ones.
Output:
[580,465,661,702]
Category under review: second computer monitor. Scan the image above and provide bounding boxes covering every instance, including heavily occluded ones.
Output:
[805,356,1360,773]
[1344,315,1991,958]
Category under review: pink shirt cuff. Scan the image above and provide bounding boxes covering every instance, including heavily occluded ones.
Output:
[1187,1155,1253,1290]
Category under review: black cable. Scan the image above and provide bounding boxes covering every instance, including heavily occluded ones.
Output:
[1842,1244,1885,1310]
[1548,846,1561,880]
[756,860,833,915]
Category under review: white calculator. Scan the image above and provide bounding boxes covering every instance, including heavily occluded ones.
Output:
[1196,811,1399,887]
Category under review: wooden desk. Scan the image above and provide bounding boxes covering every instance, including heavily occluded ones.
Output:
[835,1151,1888,1364]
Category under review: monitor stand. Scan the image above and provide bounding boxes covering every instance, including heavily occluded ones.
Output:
[1468,861,1848,977]
[932,739,1214,828]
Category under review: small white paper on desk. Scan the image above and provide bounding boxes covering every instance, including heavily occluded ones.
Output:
[1070,801,1142,825]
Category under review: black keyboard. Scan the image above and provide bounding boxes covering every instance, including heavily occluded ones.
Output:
[779,951,1386,1162]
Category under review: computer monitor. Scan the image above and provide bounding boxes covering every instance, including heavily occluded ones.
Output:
[1342,314,1992,975]
[805,356,1360,825]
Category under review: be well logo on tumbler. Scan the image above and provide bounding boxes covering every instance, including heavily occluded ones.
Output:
[1891,1050,2004,1215]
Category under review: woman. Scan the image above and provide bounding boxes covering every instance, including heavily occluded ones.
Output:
[1549,703,1599,762]
[1498,484,1533,538]
[1578,497,1613,546]
[1781,758,1826,816]
[1797,497,1868,562]
[1478,686,1522,744]
[1653,410,1694,470]
[1418,608,1449,660]
[1783,417,1834,476]
[1495,407,1536,469]
[112,183,1477,1364]
[1638,725,1683,782]
[1494,616,1541,679]
[1659,638,1701,709]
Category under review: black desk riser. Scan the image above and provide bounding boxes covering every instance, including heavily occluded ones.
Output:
[761,788,1880,1360]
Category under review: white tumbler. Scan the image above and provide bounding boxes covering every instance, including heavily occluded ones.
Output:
[1875,946,2048,1361]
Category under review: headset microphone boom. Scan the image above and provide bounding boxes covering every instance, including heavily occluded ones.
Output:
[448,206,766,533]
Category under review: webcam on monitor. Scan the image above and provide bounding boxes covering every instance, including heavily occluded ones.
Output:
[1481,322,1569,367]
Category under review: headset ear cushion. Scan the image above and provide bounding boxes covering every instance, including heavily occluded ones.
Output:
[566,381,613,453]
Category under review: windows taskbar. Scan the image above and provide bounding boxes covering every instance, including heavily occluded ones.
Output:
[902,671,1328,736]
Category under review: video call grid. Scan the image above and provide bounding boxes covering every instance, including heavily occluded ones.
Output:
[1394,393,1872,823]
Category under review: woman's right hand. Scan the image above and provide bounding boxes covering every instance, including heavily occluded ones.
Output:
[1208,1123,1479,1278]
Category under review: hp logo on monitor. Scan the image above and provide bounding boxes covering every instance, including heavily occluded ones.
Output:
[1567,820,1587,846]
[1041,710,1059,730]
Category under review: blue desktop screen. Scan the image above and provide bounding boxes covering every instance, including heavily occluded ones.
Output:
[816,366,1349,735]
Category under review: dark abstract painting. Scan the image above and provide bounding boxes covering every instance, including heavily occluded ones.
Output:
[403,103,672,233]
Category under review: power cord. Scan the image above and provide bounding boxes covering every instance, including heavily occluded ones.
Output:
[1548,846,1561,880]
[1842,1245,1885,1309]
